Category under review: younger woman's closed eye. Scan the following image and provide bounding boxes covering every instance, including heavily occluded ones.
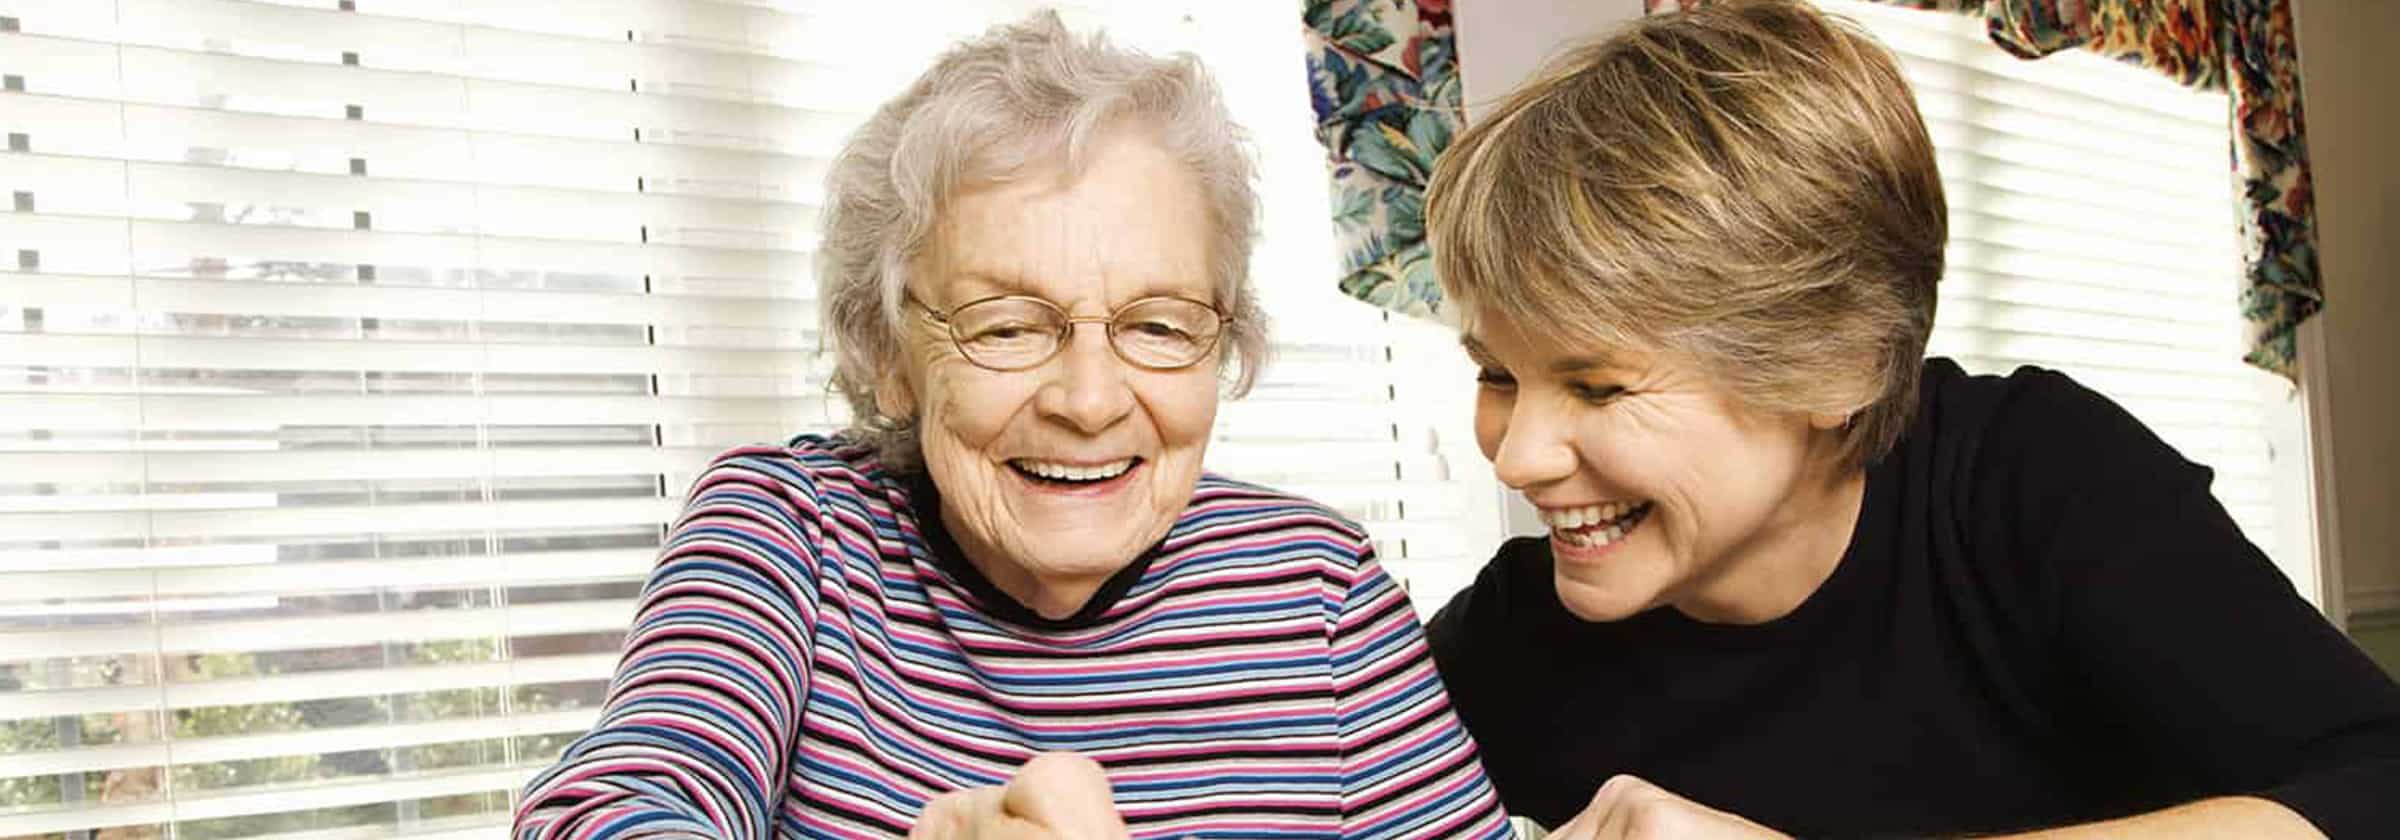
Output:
[1569,383,1627,404]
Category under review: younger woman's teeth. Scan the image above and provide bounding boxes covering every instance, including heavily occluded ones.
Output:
[1539,501,1652,546]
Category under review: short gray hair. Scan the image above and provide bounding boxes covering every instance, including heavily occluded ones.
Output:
[818,10,1267,470]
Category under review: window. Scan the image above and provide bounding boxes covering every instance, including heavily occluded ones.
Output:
[1812,0,2310,591]
[0,1,1483,836]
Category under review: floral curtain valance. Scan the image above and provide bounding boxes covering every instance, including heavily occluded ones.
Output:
[1305,0,1460,322]
[1646,0,2320,378]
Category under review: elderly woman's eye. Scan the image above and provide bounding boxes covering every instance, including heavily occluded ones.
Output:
[968,321,1048,342]
[1126,320,1194,339]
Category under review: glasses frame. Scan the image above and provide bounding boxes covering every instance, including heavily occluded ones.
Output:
[908,293,1233,373]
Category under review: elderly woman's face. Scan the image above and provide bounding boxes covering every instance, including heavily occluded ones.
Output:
[1463,309,1854,624]
[896,130,1221,618]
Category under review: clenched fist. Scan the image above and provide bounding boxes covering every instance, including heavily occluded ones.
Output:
[908,752,1130,840]
[1545,775,1787,840]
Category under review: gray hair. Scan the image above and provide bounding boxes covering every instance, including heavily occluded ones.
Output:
[817,10,1267,471]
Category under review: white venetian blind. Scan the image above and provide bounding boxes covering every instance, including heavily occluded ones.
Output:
[1821,0,2286,552]
[0,1,1480,836]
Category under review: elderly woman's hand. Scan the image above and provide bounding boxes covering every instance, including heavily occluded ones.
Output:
[907,752,1129,840]
[1545,775,1788,840]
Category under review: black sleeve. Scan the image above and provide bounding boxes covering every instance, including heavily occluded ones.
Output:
[1981,369,2400,837]
[1427,537,1553,699]
[1426,537,1555,821]
[1427,540,1518,731]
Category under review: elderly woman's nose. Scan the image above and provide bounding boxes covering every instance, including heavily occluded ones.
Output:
[1036,326,1137,433]
[1490,401,1578,490]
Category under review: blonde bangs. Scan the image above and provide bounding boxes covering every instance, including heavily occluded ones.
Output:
[1428,81,1660,356]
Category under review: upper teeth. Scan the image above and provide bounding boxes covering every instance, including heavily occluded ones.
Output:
[1017,459,1134,482]
[1539,501,1640,530]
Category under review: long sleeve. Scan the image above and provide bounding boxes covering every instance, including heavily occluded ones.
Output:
[1986,371,2400,837]
[515,452,828,839]
[1327,549,1515,839]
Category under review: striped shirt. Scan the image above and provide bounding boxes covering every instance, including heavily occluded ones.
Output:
[514,435,1513,839]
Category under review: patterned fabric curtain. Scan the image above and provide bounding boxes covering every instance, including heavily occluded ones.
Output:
[1648,0,2320,377]
[1305,0,1460,321]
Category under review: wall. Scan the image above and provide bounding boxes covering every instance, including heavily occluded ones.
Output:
[2292,0,2400,672]
[1454,0,1644,122]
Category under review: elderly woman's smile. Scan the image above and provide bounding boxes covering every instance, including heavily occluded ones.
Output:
[1008,456,1140,486]
[894,127,1223,620]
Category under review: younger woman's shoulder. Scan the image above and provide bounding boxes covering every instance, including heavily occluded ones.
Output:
[1915,358,2201,486]
[1919,359,2129,437]
[1428,538,1558,641]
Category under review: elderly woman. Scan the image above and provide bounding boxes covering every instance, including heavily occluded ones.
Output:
[1420,2,2400,839]
[512,13,1512,840]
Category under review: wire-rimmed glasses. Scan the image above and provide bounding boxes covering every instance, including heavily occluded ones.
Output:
[909,293,1231,372]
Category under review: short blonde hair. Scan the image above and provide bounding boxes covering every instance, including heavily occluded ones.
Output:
[1425,0,1945,469]
[819,11,1266,470]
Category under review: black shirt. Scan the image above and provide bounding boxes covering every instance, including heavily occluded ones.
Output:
[1427,359,2400,838]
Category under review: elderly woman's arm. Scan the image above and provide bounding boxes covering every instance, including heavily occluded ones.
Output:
[514,452,825,839]
[1328,549,1518,839]
[1981,372,2400,838]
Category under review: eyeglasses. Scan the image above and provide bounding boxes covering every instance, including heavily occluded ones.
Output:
[909,293,1231,372]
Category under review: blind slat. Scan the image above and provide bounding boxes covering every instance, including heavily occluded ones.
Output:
[0,333,824,376]
[0,272,820,326]
[0,764,539,835]
[0,600,637,660]
[0,653,618,721]
[0,549,659,599]
[0,30,871,141]
[0,92,835,199]
[2,212,818,273]
[1,153,822,247]
[0,707,601,779]
[0,393,827,427]
[0,497,683,544]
